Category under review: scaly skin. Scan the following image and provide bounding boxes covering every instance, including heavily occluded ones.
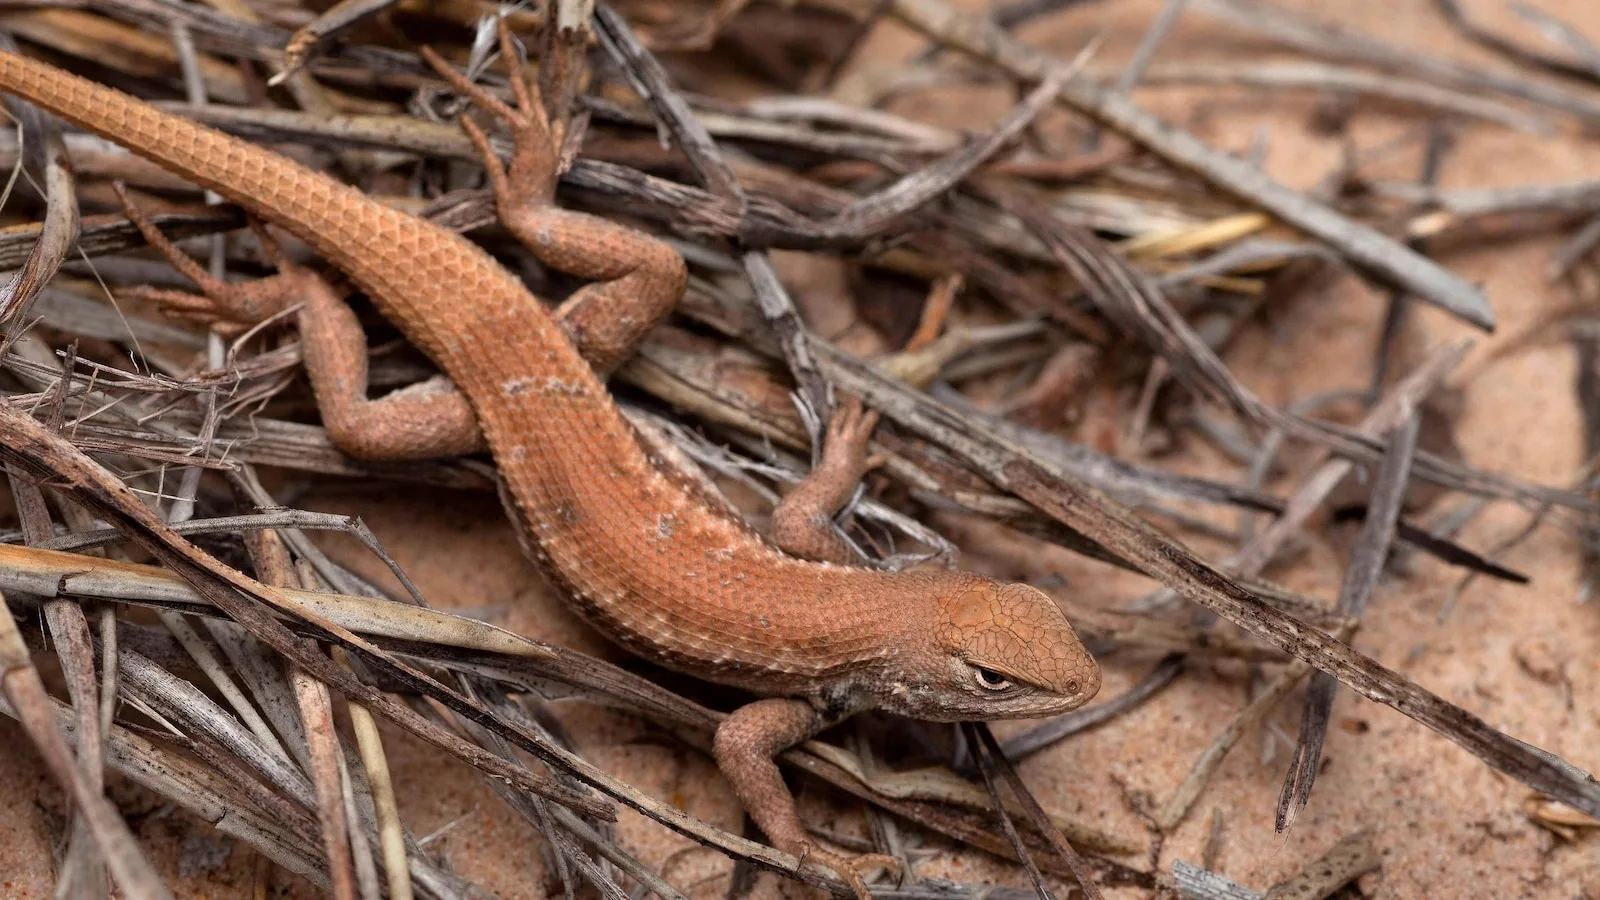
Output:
[0,47,1099,891]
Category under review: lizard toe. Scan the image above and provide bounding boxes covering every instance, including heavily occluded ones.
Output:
[798,843,903,899]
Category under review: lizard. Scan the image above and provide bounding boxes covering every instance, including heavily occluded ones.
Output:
[0,22,1099,895]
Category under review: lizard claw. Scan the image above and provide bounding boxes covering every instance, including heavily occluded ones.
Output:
[819,397,882,481]
[795,841,904,899]
[844,852,905,893]
[120,286,248,337]
[113,181,300,332]
[421,16,565,211]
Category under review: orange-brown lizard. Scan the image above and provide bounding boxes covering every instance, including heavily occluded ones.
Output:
[0,25,1099,894]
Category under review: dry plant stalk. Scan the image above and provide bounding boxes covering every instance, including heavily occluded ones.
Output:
[0,1,1596,898]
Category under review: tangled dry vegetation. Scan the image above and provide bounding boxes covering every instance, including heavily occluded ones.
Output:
[3,0,1600,897]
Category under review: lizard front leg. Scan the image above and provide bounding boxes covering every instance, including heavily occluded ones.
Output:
[116,187,486,460]
[422,21,687,377]
[771,281,955,565]
[714,699,902,898]
[771,398,883,564]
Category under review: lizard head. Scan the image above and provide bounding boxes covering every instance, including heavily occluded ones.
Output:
[874,576,1100,721]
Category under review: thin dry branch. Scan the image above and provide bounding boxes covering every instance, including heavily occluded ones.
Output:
[1276,414,1421,830]
[0,589,172,900]
[0,30,79,335]
[888,0,1496,330]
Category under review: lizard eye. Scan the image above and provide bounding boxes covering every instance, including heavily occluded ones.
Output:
[972,666,1013,691]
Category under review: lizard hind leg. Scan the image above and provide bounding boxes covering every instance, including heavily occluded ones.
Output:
[285,269,487,461]
[115,183,485,461]
[713,698,904,898]
[420,19,687,376]
[113,182,299,333]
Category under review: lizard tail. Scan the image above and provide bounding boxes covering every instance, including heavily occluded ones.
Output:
[0,49,559,359]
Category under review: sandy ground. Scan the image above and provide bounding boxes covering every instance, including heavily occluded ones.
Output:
[5,0,1600,897]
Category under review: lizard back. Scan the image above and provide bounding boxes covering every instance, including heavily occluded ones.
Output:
[0,51,952,694]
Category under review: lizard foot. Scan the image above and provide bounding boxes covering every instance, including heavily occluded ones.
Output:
[793,840,904,899]
[421,17,566,213]
[818,397,884,481]
[113,182,304,333]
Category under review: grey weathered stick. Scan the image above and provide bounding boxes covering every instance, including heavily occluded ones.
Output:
[1194,0,1600,124]
[1172,860,1260,900]
[0,34,79,335]
[1157,651,1322,830]
[591,2,829,418]
[0,591,174,900]
[886,0,1495,330]
[1136,62,1552,133]
[10,367,111,900]
[963,722,1061,900]
[1082,0,1188,150]
[0,689,334,885]
[1277,415,1421,830]
[1435,0,1600,84]
[972,723,1104,900]
[1511,2,1600,80]
[1262,831,1379,900]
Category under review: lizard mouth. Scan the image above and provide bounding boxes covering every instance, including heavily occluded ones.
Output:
[877,678,1093,722]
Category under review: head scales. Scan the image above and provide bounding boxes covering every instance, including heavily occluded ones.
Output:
[871,574,1101,721]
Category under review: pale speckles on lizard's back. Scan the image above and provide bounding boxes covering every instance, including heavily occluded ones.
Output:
[0,51,948,692]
